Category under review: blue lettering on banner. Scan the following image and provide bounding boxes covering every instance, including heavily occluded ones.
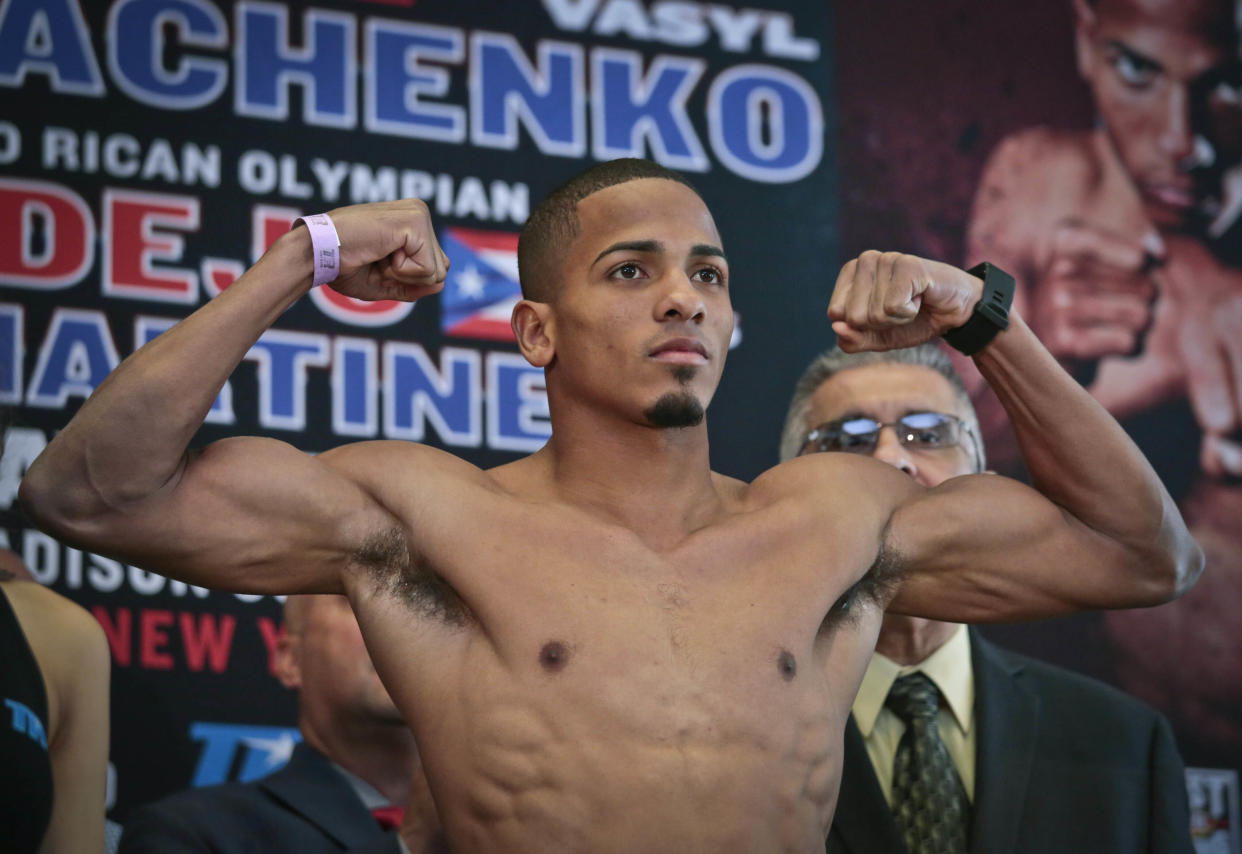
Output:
[4,698,48,749]
[470,33,585,157]
[487,353,550,453]
[244,329,331,432]
[235,1,356,128]
[333,336,379,437]
[591,48,707,171]
[0,304,22,404]
[107,0,228,109]
[136,316,235,424]
[0,7,826,183]
[26,309,119,408]
[365,19,465,142]
[0,0,104,95]
[189,722,301,787]
[384,344,482,446]
[708,64,823,183]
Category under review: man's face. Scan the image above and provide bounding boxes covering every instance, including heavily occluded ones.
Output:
[802,363,978,487]
[548,179,734,428]
[1076,0,1242,229]
[280,595,403,728]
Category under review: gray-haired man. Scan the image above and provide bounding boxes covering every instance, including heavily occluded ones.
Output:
[782,343,1194,854]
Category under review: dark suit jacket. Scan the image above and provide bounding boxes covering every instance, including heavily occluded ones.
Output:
[118,743,402,854]
[827,630,1193,854]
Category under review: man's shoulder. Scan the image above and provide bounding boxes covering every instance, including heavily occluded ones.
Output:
[976,126,1109,206]
[322,439,489,483]
[977,633,1166,725]
[986,125,1100,174]
[753,453,917,502]
[119,777,287,847]
[130,776,269,816]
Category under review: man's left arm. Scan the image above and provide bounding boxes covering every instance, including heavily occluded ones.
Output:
[829,252,1203,621]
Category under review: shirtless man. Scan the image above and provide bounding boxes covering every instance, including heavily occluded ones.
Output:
[965,0,1242,761]
[20,159,1201,853]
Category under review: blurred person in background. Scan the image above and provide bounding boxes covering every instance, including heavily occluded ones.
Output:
[781,344,1193,854]
[119,593,442,853]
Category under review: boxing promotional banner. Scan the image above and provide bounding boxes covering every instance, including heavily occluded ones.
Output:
[0,0,838,822]
[2,0,1239,844]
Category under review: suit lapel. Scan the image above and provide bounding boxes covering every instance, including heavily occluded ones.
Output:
[969,631,1039,854]
[259,742,381,848]
[830,715,908,853]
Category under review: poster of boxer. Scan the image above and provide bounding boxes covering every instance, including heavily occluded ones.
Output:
[831,0,1242,789]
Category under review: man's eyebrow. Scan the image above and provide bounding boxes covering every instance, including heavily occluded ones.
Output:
[815,410,873,426]
[593,240,663,266]
[1106,39,1162,70]
[691,243,727,261]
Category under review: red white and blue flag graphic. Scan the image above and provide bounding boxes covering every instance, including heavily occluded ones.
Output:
[439,227,521,342]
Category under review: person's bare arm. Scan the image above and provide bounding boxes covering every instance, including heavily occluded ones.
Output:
[829,252,1202,622]
[2,580,110,854]
[19,201,448,594]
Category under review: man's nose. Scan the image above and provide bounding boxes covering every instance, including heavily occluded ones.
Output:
[657,274,706,323]
[871,426,918,478]
[1160,85,1197,163]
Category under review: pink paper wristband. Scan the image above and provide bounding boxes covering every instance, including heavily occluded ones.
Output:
[293,213,341,287]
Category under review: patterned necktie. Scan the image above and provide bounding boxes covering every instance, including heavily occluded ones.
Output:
[886,672,970,854]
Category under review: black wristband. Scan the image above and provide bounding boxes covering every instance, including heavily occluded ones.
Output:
[941,262,1014,356]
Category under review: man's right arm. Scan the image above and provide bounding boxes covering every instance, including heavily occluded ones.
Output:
[19,200,448,595]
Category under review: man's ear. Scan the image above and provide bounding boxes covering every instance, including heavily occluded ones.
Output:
[273,628,302,690]
[1072,0,1097,79]
[512,299,555,368]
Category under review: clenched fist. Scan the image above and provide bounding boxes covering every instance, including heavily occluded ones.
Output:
[1027,220,1160,364]
[828,251,981,352]
[300,199,450,303]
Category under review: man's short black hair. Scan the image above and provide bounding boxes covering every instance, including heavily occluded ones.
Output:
[517,158,700,302]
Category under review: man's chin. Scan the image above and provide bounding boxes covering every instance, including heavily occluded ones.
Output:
[643,390,705,428]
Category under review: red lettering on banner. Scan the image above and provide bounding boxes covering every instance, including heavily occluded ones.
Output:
[200,257,245,297]
[0,177,95,288]
[92,606,132,667]
[139,609,175,670]
[103,188,200,304]
[309,284,415,328]
[179,613,237,673]
[256,617,285,677]
[253,204,300,261]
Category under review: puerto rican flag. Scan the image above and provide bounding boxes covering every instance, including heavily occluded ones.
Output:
[439,227,521,342]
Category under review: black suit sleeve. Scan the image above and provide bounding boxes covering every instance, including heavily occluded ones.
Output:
[1147,713,1193,854]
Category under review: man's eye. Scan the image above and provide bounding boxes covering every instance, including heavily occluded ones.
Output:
[694,267,725,285]
[1113,51,1159,87]
[614,263,642,279]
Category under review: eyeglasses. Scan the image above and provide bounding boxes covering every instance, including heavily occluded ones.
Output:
[798,411,979,468]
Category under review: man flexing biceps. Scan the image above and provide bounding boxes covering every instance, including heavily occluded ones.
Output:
[21,159,1200,854]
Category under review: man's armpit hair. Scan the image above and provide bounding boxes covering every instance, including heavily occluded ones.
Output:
[822,540,907,630]
[355,527,473,627]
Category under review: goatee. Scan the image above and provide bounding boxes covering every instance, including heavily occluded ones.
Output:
[644,391,704,428]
